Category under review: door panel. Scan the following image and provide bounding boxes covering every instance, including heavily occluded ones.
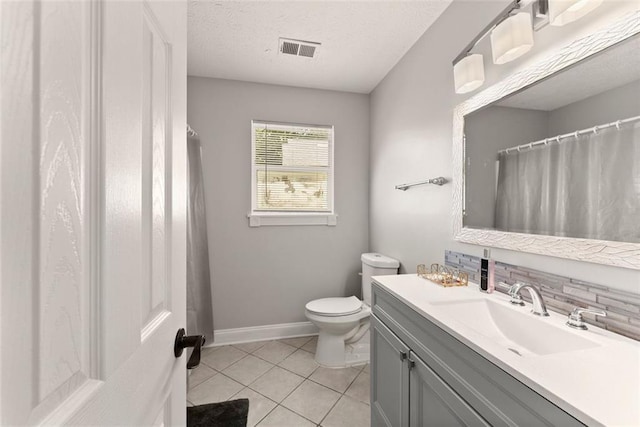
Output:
[371,315,410,427]
[1,1,97,423]
[0,0,187,425]
[38,0,89,405]
[99,0,138,376]
[409,352,488,427]
[140,2,171,334]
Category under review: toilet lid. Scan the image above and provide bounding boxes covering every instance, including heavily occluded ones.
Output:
[306,296,363,317]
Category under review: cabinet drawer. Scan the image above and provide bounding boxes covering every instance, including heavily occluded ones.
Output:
[372,282,584,427]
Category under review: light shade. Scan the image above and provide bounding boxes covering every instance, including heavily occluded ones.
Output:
[453,54,485,94]
[549,0,603,26]
[491,13,534,65]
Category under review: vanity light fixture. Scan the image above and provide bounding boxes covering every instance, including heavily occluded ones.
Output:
[491,12,535,64]
[548,0,603,26]
[451,0,593,93]
[453,54,485,94]
[451,0,521,94]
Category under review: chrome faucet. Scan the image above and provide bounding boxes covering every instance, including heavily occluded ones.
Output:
[508,283,549,317]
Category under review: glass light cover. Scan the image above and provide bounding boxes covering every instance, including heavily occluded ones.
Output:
[491,13,534,65]
[549,0,603,26]
[453,54,485,94]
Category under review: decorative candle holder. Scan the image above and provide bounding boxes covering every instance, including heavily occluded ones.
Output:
[417,263,468,287]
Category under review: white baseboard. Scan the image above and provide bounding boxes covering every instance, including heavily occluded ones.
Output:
[208,321,318,347]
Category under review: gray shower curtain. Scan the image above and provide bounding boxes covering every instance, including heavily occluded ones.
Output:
[495,121,640,243]
[187,131,214,343]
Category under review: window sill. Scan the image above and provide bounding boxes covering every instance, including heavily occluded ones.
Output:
[248,212,338,227]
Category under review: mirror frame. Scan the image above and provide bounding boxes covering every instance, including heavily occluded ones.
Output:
[452,10,640,270]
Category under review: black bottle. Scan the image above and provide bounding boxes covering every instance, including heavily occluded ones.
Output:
[480,249,490,292]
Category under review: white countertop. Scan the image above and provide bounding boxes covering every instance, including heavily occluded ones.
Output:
[372,274,640,427]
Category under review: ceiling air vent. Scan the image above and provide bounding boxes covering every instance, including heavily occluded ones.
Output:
[279,38,320,58]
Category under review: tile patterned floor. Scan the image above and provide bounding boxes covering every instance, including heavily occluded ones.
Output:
[187,336,370,426]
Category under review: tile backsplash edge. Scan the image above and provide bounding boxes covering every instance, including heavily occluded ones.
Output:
[445,250,640,341]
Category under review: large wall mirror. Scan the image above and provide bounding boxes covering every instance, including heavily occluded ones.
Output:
[453,11,640,270]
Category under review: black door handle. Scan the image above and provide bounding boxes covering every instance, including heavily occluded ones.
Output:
[174,328,206,369]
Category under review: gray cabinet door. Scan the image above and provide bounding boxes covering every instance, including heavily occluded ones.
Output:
[409,351,489,427]
[371,315,410,427]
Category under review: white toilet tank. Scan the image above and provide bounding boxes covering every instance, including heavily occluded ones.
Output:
[361,253,399,305]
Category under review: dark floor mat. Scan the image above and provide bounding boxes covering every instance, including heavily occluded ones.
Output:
[187,399,249,427]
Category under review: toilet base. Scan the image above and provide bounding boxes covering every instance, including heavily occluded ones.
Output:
[344,335,370,367]
[315,329,370,368]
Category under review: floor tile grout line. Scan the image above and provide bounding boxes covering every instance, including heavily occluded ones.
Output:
[187,367,219,390]
[227,385,279,427]
[274,369,313,405]
[245,362,279,388]
[246,364,303,399]
[196,353,251,386]
[279,336,314,348]
[253,402,277,426]
[255,402,321,427]
[282,375,356,425]
[245,341,299,365]
[344,369,370,406]
[245,356,316,406]
[221,353,277,386]
[317,368,366,426]
[225,335,317,355]
[199,347,249,372]
[273,373,334,425]
[222,351,252,370]
[250,351,297,366]
[275,354,319,379]
[317,391,343,427]
[306,365,363,394]
[280,402,324,426]
[188,370,228,394]
[231,344,266,354]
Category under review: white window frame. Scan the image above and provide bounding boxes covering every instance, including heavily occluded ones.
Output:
[249,120,337,227]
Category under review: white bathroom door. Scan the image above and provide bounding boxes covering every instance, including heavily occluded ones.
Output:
[0,0,188,425]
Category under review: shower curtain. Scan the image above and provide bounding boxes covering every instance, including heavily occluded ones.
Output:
[495,121,640,243]
[187,129,214,343]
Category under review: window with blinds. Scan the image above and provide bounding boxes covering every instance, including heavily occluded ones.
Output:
[251,121,334,214]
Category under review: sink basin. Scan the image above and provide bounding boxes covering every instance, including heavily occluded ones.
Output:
[431,299,600,356]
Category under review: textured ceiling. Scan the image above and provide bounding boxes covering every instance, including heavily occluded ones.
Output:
[498,35,640,111]
[187,0,453,94]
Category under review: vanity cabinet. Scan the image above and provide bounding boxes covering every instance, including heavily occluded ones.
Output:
[371,282,585,427]
[372,316,486,427]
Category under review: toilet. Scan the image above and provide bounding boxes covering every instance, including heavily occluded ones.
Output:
[305,253,399,367]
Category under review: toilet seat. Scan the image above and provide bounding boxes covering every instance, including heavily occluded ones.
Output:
[305,296,363,317]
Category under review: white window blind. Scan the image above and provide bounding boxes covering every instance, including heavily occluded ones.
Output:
[251,121,334,214]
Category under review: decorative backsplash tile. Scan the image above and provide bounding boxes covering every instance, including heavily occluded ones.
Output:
[445,250,640,341]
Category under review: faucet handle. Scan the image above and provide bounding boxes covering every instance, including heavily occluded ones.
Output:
[567,307,606,330]
[507,282,525,306]
[496,281,512,292]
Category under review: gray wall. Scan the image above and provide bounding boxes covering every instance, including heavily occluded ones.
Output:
[369,1,640,294]
[188,77,370,330]
[464,106,549,229]
[548,79,640,135]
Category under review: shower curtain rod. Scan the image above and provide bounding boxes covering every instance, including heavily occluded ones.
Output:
[498,115,640,155]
